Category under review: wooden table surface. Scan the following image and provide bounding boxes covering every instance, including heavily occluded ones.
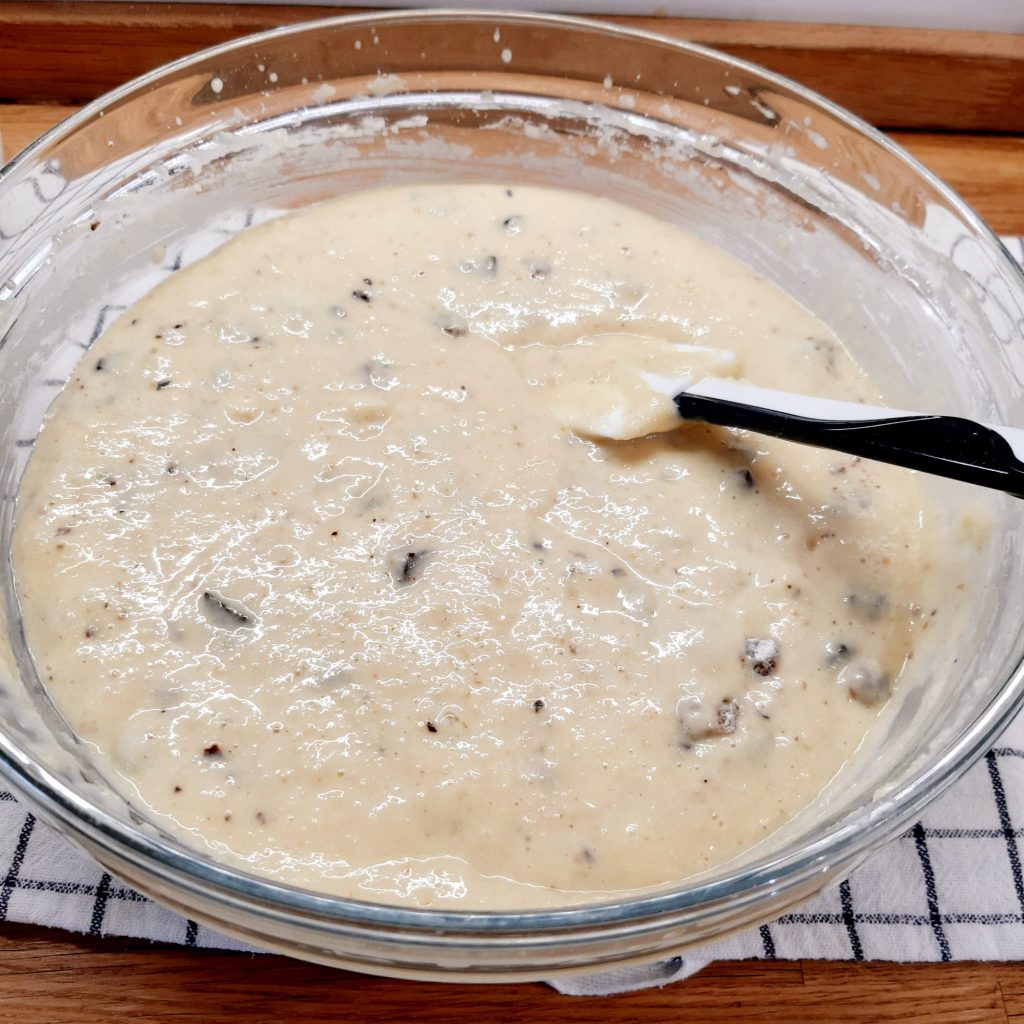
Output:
[3,105,1022,237]
[2,11,1024,1021]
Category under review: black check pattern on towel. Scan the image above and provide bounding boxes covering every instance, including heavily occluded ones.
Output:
[6,745,1024,957]
[0,236,1021,963]
[741,744,1024,963]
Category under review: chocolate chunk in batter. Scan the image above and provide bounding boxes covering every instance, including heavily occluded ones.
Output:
[684,698,740,742]
[845,589,888,620]
[842,662,891,706]
[390,548,431,586]
[825,641,853,667]
[440,319,467,338]
[201,589,257,629]
[715,699,739,734]
[743,638,779,676]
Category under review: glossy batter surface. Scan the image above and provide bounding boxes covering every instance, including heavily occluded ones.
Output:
[13,184,959,907]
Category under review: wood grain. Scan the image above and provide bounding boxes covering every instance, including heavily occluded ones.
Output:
[0,3,1022,132]
[4,105,1022,236]
[891,132,1024,235]
[0,922,1022,1023]
[999,964,1024,1023]
[0,104,78,164]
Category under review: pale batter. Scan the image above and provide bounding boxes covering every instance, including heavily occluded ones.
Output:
[13,184,963,908]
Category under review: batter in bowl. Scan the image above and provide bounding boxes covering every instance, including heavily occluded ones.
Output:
[13,184,966,908]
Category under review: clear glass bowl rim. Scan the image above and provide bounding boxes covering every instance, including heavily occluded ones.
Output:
[2,7,1024,937]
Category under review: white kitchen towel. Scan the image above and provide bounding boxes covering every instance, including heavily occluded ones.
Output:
[0,236,1022,989]
[5,693,1024,978]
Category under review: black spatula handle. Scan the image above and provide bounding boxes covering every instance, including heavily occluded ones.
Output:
[674,392,1024,499]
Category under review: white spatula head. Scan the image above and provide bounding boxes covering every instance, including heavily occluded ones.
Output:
[550,333,740,441]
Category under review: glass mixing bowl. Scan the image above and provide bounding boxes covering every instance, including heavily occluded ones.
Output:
[1,11,1023,982]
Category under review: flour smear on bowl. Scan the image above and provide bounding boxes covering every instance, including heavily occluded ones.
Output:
[13,184,969,908]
